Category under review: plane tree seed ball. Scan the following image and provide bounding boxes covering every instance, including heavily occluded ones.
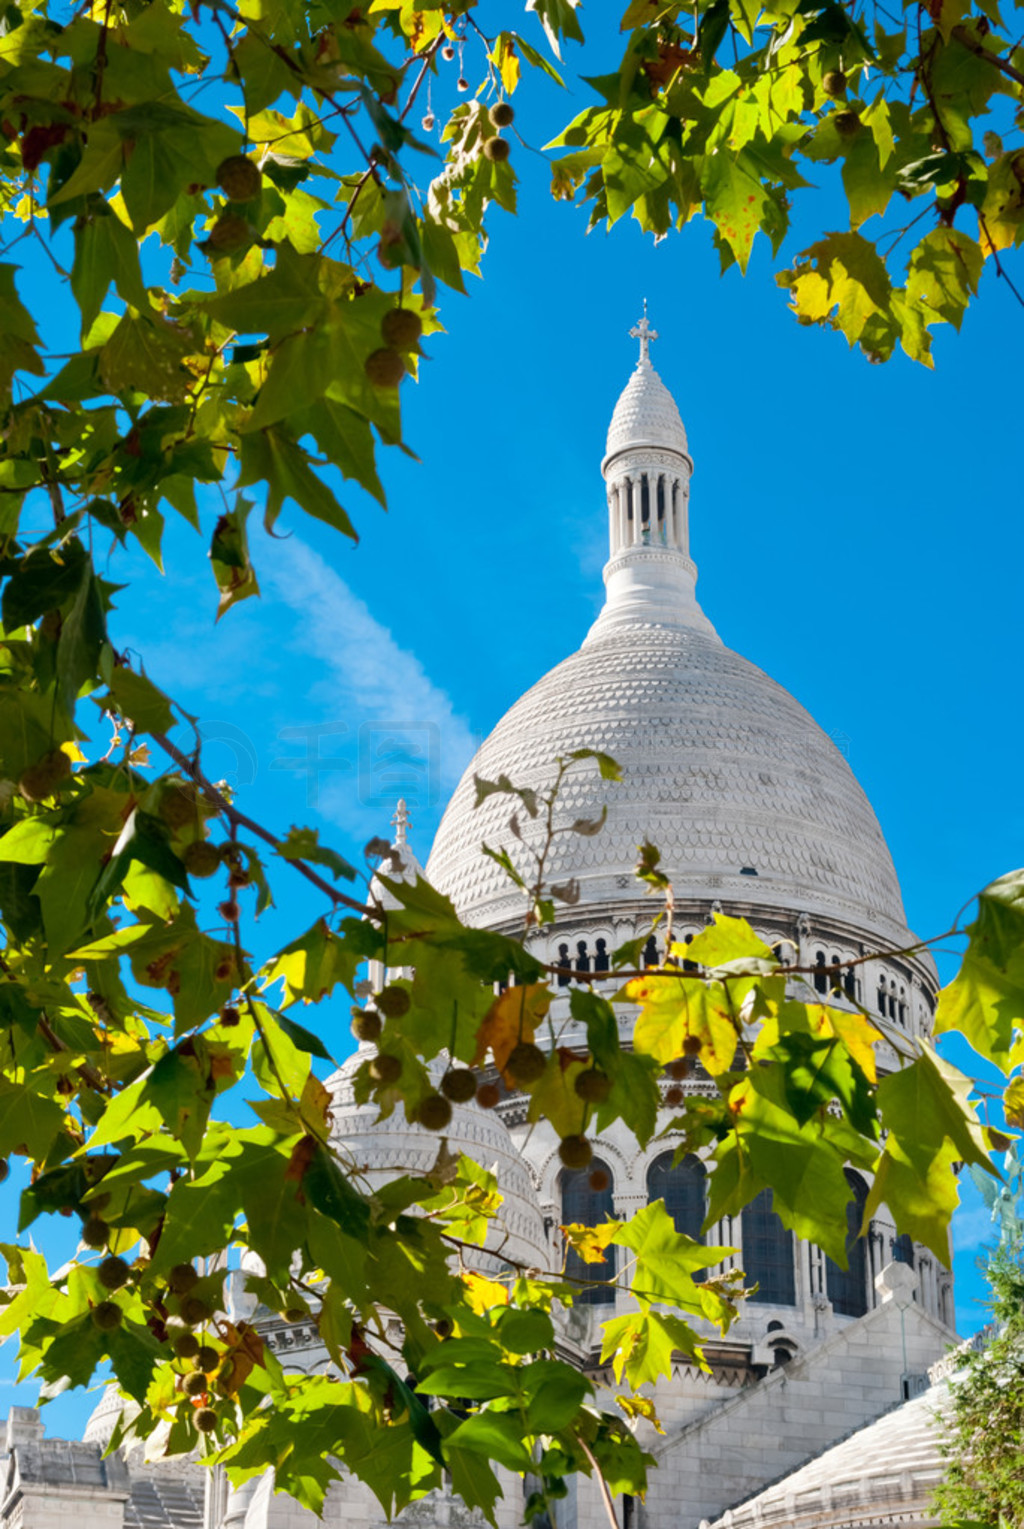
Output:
[195,1408,218,1433]
[375,986,411,1018]
[81,1216,110,1249]
[558,1135,593,1171]
[91,1300,122,1331]
[19,748,71,802]
[682,1035,703,1056]
[369,1054,402,1085]
[666,1058,691,1080]
[380,309,423,349]
[835,110,861,136]
[823,69,847,96]
[98,1256,130,1290]
[180,1295,211,1326]
[416,1093,453,1132]
[664,1084,685,1108]
[185,1371,208,1398]
[476,1082,500,1109]
[483,136,510,162]
[168,1263,199,1294]
[196,1345,219,1372]
[364,348,406,388]
[216,154,262,200]
[351,1008,382,1043]
[507,1042,546,1085]
[174,1333,200,1359]
[206,213,251,253]
[183,841,222,878]
[440,1069,477,1103]
[284,1307,307,1323]
[588,1168,610,1192]
[159,786,197,829]
[574,1068,612,1103]
[489,101,514,127]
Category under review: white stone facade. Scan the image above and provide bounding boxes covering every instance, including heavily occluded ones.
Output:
[0,326,957,1529]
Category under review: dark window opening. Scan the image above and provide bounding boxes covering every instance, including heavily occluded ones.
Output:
[682,932,698,973]
[640,475,650,525]
[740,866,758,877]
[742,1189,796,1305]
[643,934,659,968]
[825,1170,869,1317]
[893,1232,914,1267]
[575,941,590,973]
[561,1163,616,1306]
[877,984,887,1014]
[556,944,572,988]
[594,937,610,973]
[844,967,858,1001]
[813,951,829,995]
[647,1152,706,1248]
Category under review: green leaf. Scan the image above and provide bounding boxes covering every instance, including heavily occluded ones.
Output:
[238,428,356,541]
[788,231,893,345]
[907,227,983,331]
[0,266,46,399]
[683,913,776,972]
[864,1041,994,1263]
[105,668,176,735]
[936,869,1024,1072]
[276,826,356,881]
[70,206,150,336]
[444,1412,532,1471]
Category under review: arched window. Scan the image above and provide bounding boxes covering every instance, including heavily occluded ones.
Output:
[561,1162,616,1306]
[593,938,610,973]
[647,1153,706,1244]
[642,934,659,968]
[556,944,571,988]
[741,1190,796,1305]
[893,1232,914,1267]
[813,951,828,994]
[825,1170,869,1317]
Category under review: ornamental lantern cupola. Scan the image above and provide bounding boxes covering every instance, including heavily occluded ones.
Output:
[590,307,715,642]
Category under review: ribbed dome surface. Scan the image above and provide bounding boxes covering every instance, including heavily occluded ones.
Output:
[427,625,908,940]
[329,1055,548,1272]
[605,359,689,463]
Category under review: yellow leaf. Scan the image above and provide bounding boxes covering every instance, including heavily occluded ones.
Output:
[629,973,738,1075]
[812,1004,883,1084]
[526,1051,588,1135]
[616,1393,664,1433]
[490,34,520,94]
[1005,1076,1024,1129]
[562,1220,622,1263]
[462,1271,509,1314]
[472,983,551,1075]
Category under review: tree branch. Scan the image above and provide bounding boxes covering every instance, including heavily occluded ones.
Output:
[151,730,374,918]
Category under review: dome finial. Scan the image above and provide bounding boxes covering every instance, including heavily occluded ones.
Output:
[629,301,658,366]
[391,798,410,846]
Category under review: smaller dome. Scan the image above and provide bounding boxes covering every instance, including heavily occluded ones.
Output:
[604,358,690,467]
[329,1055,548,1273]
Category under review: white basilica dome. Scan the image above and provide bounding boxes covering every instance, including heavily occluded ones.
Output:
[428,319,911,949]
[427,623,907,941]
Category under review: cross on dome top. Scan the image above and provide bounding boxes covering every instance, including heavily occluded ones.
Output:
[629,302,658,364]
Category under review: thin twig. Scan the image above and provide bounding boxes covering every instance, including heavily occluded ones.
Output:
[951,23,1024,86]
[575,1434,622,1529]
[151,729,373,917]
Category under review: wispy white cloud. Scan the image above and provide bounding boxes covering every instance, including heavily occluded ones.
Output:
[262,539,478,839]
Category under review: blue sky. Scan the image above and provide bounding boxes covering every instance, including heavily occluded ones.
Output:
[3,5,1022,1438]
